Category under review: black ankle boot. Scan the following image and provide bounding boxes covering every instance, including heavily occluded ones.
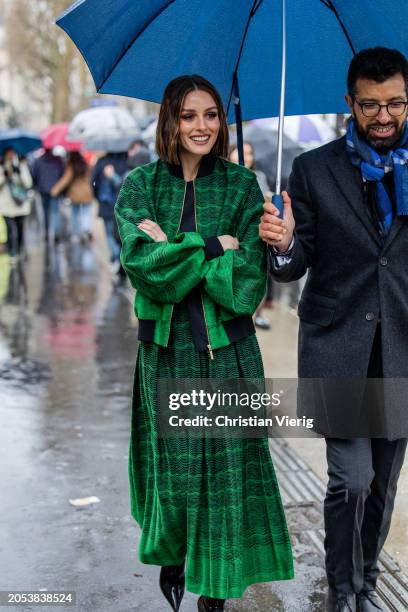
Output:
[159,562,185,611]
[197,596,226,611]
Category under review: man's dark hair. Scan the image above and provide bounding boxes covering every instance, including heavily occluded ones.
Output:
[347,47,408,97]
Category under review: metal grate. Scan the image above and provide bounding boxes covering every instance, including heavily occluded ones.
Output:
[270,438,408,612]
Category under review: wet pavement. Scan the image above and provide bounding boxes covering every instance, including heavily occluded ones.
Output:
[0,240,406,611]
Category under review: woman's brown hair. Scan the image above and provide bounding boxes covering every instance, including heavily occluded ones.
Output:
[156,75,229,164]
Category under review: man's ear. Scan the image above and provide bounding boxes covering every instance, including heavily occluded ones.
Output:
[345,94,354,116]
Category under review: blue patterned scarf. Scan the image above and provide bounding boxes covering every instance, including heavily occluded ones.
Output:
[346,119,408,233]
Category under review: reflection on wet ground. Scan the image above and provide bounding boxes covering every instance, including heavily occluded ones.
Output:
[0,243,327,611]
[0,244,150,611]
[0,242,332,611]
[4,242,403,611]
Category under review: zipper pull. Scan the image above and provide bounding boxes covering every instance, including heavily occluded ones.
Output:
[208,344,214,360]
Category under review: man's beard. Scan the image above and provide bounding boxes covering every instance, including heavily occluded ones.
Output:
[354,116,406,152]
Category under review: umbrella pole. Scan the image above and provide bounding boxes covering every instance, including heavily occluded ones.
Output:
[233,75,245,166]
[273,0,287,216]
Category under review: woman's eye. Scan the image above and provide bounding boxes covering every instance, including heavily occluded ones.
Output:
[207,113,218,119]
[181,114,194,121]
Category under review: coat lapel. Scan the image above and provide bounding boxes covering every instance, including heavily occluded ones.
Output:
[326,138,382,247]
[383,216,406,252]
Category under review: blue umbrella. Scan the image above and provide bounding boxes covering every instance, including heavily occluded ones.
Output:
[0,129,42,157]
[57,0,408,208]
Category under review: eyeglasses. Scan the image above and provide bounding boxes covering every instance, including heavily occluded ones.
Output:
[354,99,408,117]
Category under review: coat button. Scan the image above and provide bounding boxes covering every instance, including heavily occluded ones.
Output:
[380,256,388,266]
[366,312,375,321]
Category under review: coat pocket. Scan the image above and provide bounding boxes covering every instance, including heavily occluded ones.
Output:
[298,292,337,327]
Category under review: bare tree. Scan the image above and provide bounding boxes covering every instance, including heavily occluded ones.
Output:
[5,0,93,123]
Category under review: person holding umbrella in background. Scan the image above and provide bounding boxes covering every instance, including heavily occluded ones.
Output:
[50,151,94,243]
[92,151,128,273]
[115,75,293,612]
[0,148,33,260]
[260,47,408,612]
[31,147,65,243]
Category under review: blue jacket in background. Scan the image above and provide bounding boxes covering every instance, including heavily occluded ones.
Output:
[92,152,128,221]
[31,152,65,195]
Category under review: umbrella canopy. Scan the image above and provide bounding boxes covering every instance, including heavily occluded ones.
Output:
[41,123,83,151]
[57,0,408,122]
[230,125,303,189]
[0,129,42,157]
[68,106,140,153]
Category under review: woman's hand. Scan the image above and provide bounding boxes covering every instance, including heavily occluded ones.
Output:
[218,235,239,251]
[137,219,168,242]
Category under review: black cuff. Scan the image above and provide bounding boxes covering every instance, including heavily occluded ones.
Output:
[204,236,224,260]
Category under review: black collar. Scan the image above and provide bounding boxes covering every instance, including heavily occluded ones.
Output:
[167,154,216,179]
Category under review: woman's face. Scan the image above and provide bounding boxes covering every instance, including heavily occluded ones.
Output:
[178,89,220,157]
[4,149,15,163]
[229,143,254,169]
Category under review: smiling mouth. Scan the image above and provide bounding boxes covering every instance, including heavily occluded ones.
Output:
[190,135,211,143]
[369,125,396,137]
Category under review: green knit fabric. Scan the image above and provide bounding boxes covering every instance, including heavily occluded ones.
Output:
[130,305,294,599]
[115,157,267,350]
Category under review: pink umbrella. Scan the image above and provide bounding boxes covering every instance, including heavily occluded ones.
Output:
[41,123,83,151]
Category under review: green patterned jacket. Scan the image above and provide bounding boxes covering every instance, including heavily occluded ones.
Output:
[114,156,266,352]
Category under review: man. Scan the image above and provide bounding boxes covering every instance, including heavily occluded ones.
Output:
[31,148,65,243]
[260,47,408,612]
[127,138,151,170]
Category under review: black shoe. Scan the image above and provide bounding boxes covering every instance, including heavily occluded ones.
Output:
[326,588,356,612]
[356,591,383,611]
[159,562,185,611]
[197,596,225,611]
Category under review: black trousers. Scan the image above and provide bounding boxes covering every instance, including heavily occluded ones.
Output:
[324,326,407,593]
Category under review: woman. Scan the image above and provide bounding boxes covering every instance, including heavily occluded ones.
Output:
[51,151,93,242]
[0,148,33,259]
[229,142,274,330]
[115,76,293,611]
[229,141,270,197]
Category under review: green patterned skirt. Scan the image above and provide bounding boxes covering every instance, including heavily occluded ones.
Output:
[129,305,293,599]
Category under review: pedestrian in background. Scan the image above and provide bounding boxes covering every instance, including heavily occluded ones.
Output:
[0,148,33,260]
[92,152,127,273]
[111,139,153,285]
[229,140,271,196]
[127,138,151,171]
[116,75,293,612]
[31,148,65,243]
[51,151,94,243]
[229,141,274,330]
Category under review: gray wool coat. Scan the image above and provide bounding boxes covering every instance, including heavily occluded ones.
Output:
[270,136,408,439]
